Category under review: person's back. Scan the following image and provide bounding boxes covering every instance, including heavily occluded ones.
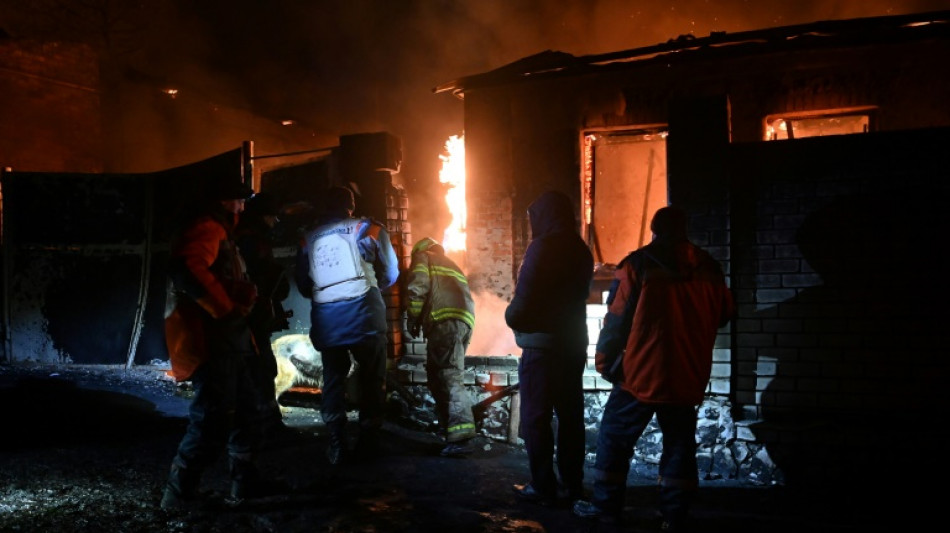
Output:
[505,190,594,352]
[405,237,477,455]
[294,185,399,465]
[295,187,399,349]
[611,229,733,404]
[506,190,594,507]
[576,205,735,531]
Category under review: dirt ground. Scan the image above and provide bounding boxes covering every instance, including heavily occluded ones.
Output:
[0,363,896,533]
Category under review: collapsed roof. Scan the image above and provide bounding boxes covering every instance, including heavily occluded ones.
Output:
[433,9,950,98]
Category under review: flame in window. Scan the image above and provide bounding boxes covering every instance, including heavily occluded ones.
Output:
[440,134,466,253]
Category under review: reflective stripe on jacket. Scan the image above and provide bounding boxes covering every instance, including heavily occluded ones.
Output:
[405,239,475,332]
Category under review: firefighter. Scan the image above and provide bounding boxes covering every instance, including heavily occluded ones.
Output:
[404,237,477,456]
[295,185,399,465]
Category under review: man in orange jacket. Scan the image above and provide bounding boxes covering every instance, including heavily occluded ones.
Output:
[161,178,275,510]
[573,206,735,532]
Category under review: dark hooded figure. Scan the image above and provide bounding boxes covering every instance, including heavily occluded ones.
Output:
[506,190,594,507]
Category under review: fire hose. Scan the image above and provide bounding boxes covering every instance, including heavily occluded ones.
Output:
[471,382,520,424]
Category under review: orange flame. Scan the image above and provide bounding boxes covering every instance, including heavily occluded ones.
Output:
[439,134,466,254]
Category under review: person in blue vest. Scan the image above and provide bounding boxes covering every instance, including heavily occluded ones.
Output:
[404,237,477,457]
[295,185,399,465]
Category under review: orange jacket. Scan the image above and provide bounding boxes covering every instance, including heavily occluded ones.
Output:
[165,210,257,381]
[595,240,735,405]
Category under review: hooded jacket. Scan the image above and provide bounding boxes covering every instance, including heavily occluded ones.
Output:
[504,191,594,352]
[594,217,736,405]
[405,238,475,334]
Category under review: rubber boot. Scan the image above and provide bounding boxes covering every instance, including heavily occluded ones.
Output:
[159,463,199,510]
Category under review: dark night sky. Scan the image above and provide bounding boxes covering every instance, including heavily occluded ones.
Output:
[2,0,949,237]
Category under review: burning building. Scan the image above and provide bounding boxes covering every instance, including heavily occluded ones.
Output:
[3,8,950,492]
[433,10,950,488]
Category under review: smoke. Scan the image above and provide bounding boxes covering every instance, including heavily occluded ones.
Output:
[2,0,947,241]
[469,290,519,356]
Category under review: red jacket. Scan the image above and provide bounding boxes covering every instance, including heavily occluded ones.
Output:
[165,210,257,381]
[595,239,735,405]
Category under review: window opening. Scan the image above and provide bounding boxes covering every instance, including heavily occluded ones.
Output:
[764,107,876,141]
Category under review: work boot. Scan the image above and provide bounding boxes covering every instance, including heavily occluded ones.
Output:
[440,440,474,457]
[228,458,258,503]
[326,430,347,465]
[228,458,288,505]
[159,463,200,511]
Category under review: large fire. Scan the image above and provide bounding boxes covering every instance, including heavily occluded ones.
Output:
[437,133,518,355]
[439,134,466,258]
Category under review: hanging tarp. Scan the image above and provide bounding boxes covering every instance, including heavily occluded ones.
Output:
[1,147,248,365]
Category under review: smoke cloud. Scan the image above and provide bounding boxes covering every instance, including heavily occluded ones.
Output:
[470,290,519,356]
[2,0,947,242]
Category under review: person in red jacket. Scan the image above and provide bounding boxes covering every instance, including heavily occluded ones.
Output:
[161,178,276,510]
[573,206,736,532]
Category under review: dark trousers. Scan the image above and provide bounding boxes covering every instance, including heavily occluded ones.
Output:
[591,386,698,522]
[246,328,282,427]
[518,347,587,496]
[171,352,262,472]
[319,332,388,434]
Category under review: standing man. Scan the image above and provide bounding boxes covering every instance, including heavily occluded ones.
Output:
[295,185,399,465]
[573,206,736,532]
[236,192,292,439]
[161,178,272,509]
[405,237,477,457]
[506,190,594,506]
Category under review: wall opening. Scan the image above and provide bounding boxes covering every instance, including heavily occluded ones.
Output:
[764,107,876,141]
[583,128,669,267]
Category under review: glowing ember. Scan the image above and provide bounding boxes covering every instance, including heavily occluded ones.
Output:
[439,134,466,254]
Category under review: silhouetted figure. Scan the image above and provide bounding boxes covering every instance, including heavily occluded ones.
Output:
[506,190,594,507]
[235,192,292,439]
